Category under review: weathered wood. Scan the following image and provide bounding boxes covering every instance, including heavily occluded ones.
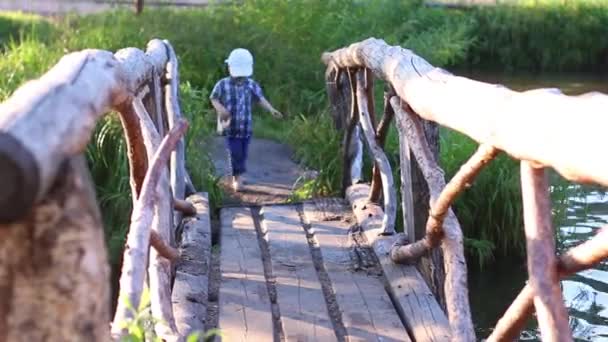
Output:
[370,88,396,205]
[117,102,149,203]
[325,67,347,131]
[366,69,385,204]
[405,104,446,310]
[152,73,166,137]
[111,120,187,338]
[172,193,211,337]
[185,171,196,196]
[355,70,396,235]
[132,97,178,339]
[394,96,415,242]
[164,41,187,231]
[0,39,170,222]
[261,205,337,341]
[346,184,450,342]
[340,68,361,195]
[0,156,109,341]
[303,201,409,342]
[390,98,474,340]
[390,141,498,261]
[150,230,179,261]
[489,225,608,341]
[520,164,571,341]
[174,198,197,216]
[219,207,273,341]
[322,38,608,187]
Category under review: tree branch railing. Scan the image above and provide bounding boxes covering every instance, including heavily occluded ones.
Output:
[0,39,197,340]
[322,37,608,341]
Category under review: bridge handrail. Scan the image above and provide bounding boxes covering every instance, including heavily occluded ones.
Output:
[322,37,608,341]
[0,39,193,340]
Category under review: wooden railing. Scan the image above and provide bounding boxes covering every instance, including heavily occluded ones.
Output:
[322,38,608,341]
[0,39,197,340]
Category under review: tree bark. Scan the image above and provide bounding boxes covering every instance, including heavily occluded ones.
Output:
[0,156,110,342]
[322,38,608,188]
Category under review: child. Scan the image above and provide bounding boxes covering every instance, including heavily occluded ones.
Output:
[210,48,283,192]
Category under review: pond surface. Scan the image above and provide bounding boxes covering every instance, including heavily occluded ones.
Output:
[460,71,608,341]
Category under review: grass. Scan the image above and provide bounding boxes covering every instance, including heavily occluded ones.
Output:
[464,2,608,72]
[0,0,605,267]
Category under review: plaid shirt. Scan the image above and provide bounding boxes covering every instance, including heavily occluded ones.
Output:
[210,77,264,138]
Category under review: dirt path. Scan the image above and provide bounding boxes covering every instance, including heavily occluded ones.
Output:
[210,137,315,206]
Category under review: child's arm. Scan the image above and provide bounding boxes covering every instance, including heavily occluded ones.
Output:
[211,98,231,120]
[259,97,283,118]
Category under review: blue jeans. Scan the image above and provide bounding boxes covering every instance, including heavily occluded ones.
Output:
[226,137,250,176]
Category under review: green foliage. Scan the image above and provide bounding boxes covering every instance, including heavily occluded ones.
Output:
[86,115,131,266]
[285,113,342,199]
[119,287,159,342]
[464,2,608,71]
[117,287,221,342]
[464,237,496,270]
[440,129,525,256]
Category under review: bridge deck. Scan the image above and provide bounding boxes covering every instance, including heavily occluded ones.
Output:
[209,198,448,341]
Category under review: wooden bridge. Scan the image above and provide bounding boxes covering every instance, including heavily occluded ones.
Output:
[0,37,607,342]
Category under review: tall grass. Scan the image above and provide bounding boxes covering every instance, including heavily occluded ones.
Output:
[463,2,608,72]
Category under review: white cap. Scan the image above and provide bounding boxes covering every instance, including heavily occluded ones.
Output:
[225,48,253,77]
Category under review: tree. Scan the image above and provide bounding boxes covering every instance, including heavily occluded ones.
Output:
[135,0,144,14]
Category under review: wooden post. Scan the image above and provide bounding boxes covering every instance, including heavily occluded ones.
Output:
[135,0,144,14]
[520,163,571,341]
[111,120,187,339]
[390,98,474,340]
[163,41,187,232]
[394,97,415,244]
[489,226,608,341]
[339,68,361,195]
[355,70,396,235]
[0,156,110,341]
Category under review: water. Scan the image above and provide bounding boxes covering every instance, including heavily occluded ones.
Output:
[459,71,608,340]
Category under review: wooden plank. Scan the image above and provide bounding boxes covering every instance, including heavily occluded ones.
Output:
[303,201,409,342]
[172,193,212,336]
[261,205,337,341]
[218,207,273,341]
[346,184,451,342]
